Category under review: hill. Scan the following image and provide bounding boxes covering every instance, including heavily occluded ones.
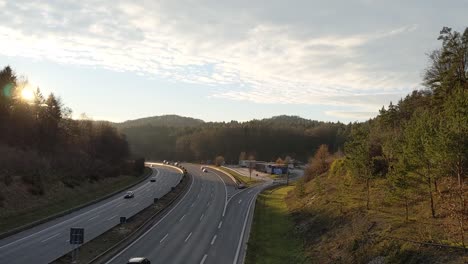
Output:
[115,114,204,129]
[115,115,349,162]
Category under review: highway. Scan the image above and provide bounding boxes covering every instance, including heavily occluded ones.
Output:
[106,163,271,264]
[0,165,183,264]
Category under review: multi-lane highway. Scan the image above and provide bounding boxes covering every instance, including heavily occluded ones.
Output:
[0,165,183,264]
[106,163,271,264]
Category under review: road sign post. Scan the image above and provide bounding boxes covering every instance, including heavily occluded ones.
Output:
[69,227,84,264]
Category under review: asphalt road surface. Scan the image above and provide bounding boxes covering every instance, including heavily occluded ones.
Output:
[106,163,271,264]
[0,165,182,264]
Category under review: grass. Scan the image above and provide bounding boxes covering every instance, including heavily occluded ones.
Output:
[214,166,260,186]
[0,168,151,234]
[245,184,307,264]
[284,171,467,264]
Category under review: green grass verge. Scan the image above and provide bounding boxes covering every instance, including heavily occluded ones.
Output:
[0,168,151,234]
[245,184,306,264]
[216,166,260,186]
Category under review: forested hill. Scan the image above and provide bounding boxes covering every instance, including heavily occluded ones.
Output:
[117,115,350,163]
[115,115,205,129]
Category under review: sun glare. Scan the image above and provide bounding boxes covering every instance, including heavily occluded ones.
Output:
[21,88,34,101]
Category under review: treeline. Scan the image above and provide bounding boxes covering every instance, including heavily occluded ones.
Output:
[121,115,350,163]
[323,27,467,247]
[0,66,134,197]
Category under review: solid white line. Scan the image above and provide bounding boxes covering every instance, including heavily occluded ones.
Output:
[199,214,204,221]
[107,215,118,221]
[200,254,208,264]
[160,233,169,243]
[179,214,186,222]
[41,233,60,243]
[233,189,261,264]
[105,172,195,264]
[218,221,223,229]
[211,235,217,245]
[88,215,99,221]
[184,232,192,242]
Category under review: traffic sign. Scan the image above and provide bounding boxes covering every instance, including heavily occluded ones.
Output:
[70,228,84,245]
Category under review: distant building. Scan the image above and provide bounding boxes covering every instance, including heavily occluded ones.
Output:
[255,162,289,174]
[239,159,256,168]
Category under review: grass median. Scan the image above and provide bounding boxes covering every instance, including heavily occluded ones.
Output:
[215,166,260,186]
[245,184,306,264]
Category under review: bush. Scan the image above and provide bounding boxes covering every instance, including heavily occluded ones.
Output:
[0,191,4,207]
[3,173,13,186]
[328,158,347,178]
[133,158,145,176]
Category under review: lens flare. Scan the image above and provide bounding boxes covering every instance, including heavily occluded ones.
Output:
[21,88,34,101]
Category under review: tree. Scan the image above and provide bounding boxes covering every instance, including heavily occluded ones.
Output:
[305,144,331,182]
[275,157,284,164]
[345,124,374,210]
[239,151,246,163]
[403,109,438,218]
[214,155,225,167]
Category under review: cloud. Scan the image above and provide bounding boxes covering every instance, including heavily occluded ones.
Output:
[0,0,462,114]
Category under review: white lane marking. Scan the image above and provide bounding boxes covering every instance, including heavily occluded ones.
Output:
[233,188,261,264]
[218,221,223,229]
[199,213,204,221]
[107,215,118,221]
[41,233,60,243]
[179,214,186,222]
[248,190,252,194]
[210,171,228,217]
[115,203,124,208]
[88,215,99,221]
[131,202,139,207]
[196,194,200,199]
[184,232,192,242]
[65,239,69,242]
[105,171,195,263]
[211,235,217,245]
[238,199,242,204]
[160,233,169,243]
[190,202,195,208]
[200,254,208,264]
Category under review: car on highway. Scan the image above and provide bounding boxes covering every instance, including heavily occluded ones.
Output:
[150,177,157,182]
[127,257,151,264]
[124,191,135,199]
[203,168,208,173]
[238,183,246,189]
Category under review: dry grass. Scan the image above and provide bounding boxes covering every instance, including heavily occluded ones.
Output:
[285,173,467,264]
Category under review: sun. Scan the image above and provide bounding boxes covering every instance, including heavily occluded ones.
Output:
[21,88,35,101]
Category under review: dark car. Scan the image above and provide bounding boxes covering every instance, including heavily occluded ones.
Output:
[127,257,151,264]
[124,191,135,199]
[150,177,157,182]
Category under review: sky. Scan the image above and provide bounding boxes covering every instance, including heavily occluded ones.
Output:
[0,1,466,123]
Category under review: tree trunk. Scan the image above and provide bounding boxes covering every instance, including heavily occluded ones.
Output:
[434,178,439,193]
[405,193,409,222]
[428,175,436,218]
[366,178,370,210]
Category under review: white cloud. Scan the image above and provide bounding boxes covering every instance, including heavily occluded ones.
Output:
[0,0,460,113]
